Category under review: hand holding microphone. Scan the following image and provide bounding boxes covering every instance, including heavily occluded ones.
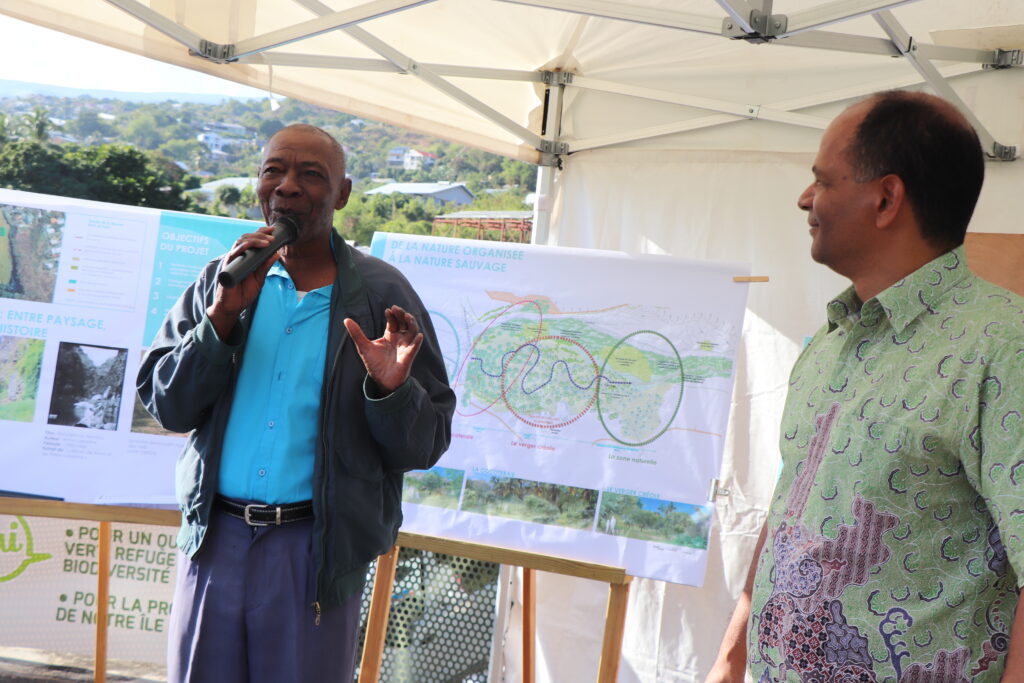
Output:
[206,216,299,340]
[218,215,299,288]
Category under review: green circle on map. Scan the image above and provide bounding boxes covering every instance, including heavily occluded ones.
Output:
[596,330,684,446]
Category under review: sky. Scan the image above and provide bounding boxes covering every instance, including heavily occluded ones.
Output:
[0,15,265,98]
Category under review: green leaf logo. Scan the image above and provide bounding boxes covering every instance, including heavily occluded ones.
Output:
[0,515,52,582]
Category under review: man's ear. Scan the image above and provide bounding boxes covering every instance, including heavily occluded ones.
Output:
[336,177,353,210]
[876,174,905,229]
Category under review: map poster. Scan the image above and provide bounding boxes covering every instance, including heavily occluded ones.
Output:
[370,233,750,585]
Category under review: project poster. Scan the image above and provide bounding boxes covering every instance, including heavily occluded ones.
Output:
[0,188,256,505]
[371,233,750,585]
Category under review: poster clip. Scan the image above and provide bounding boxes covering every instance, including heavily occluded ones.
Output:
[707,478,731,502]
[733,276,769,283]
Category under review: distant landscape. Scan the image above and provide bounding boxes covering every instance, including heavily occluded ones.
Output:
[0,80,536,245]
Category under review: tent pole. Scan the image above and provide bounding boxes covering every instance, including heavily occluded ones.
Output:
[532,77,565,246]
[874,11,1018,160]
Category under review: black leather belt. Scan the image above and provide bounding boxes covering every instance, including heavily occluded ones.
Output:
[215,497,313,526]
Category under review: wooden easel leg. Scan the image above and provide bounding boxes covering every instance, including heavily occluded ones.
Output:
[596,578,632,683]
[359,545,400,683]
[523,567,536,683]
[95,521,111,683]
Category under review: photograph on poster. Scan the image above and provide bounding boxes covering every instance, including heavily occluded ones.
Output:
[0,335,45,422]
[47,342,127,430]
[402,466,465,510]
[596,493,712,549]
[462,472,599,530]
[0,203,64,303]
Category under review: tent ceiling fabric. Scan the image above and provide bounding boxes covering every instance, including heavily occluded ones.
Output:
[2,0,1023,163]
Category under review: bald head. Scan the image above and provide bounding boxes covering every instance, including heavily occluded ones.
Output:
[267,123,346,176]
[842,90,984,249]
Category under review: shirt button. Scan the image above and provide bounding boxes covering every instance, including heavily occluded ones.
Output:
[287,282,294,290]
[285,327,293,334]
[267,420,275,428]
[258,468,267,477]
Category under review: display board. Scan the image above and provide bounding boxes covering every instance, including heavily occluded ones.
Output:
[0,188,256,505]
[371,233,750,585]
[0,188,749,587]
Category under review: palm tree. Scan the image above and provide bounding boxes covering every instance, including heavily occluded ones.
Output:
[22,106,57,142]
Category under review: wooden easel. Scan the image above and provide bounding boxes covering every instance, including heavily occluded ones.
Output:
[359,532,633,683]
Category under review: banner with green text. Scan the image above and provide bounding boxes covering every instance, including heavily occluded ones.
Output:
[0,514,175,664]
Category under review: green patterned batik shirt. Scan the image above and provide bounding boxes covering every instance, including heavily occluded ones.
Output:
[748,247,1024,682]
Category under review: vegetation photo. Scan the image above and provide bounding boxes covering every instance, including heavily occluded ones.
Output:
[0,335,44,422]
[462,473,598,530]
[403,466,465,510]
[598,493,712,549]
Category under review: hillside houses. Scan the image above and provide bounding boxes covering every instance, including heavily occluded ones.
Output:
[196,121,256,157]
[386,146,438,172]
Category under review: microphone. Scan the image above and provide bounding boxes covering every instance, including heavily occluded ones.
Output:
[217,216,299,288]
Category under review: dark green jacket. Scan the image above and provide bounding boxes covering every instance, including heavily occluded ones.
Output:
[137,231,455,607]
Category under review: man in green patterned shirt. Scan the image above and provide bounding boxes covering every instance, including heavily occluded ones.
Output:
[707,91,1024,681]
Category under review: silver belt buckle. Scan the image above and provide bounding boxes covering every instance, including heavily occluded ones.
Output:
[243,504,276,526]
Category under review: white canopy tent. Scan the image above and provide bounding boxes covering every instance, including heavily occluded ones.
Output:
[3,0,1024,679]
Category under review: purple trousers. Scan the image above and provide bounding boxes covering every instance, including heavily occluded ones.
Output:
[167,508,362,683]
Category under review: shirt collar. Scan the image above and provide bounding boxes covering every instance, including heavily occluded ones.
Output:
[267,261,333,297]
[826,246,970,333]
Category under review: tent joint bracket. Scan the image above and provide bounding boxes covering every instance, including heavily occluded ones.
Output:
[540,71,574,86]
[191,40,237,64]
[992,142,1018,162]
[538,140,569,157]
[984,49,1024,70]
[722,10,787,43]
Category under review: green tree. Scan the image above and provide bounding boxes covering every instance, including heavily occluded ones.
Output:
[124,114,163,149]
[259,119,285,138]
[70,110,114,141]
[0,140,89,196]
[0,113,12,146]
[214,184,242,216]
[158,138,206,167]
[216,184,241,207]
[22,106,56,142]
[0,139,196,211]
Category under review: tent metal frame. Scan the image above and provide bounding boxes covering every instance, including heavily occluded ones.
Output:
[100,0,1020,165]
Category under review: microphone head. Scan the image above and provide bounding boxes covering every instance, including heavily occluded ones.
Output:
[272,215,299,243]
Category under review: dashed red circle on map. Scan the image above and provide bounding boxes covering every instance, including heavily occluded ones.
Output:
[454,299,544,418]
[500,335,600,429]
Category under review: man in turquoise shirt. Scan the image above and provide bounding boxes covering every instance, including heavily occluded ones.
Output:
[217,259,332,504]
[139,124,455,682]
[707,92,1024,680]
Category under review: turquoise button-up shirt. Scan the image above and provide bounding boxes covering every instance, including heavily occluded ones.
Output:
[217,262,331,504]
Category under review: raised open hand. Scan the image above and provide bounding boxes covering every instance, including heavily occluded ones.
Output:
[344,305,424,394]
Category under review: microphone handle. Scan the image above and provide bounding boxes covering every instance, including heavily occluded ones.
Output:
[217,220,297,289]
